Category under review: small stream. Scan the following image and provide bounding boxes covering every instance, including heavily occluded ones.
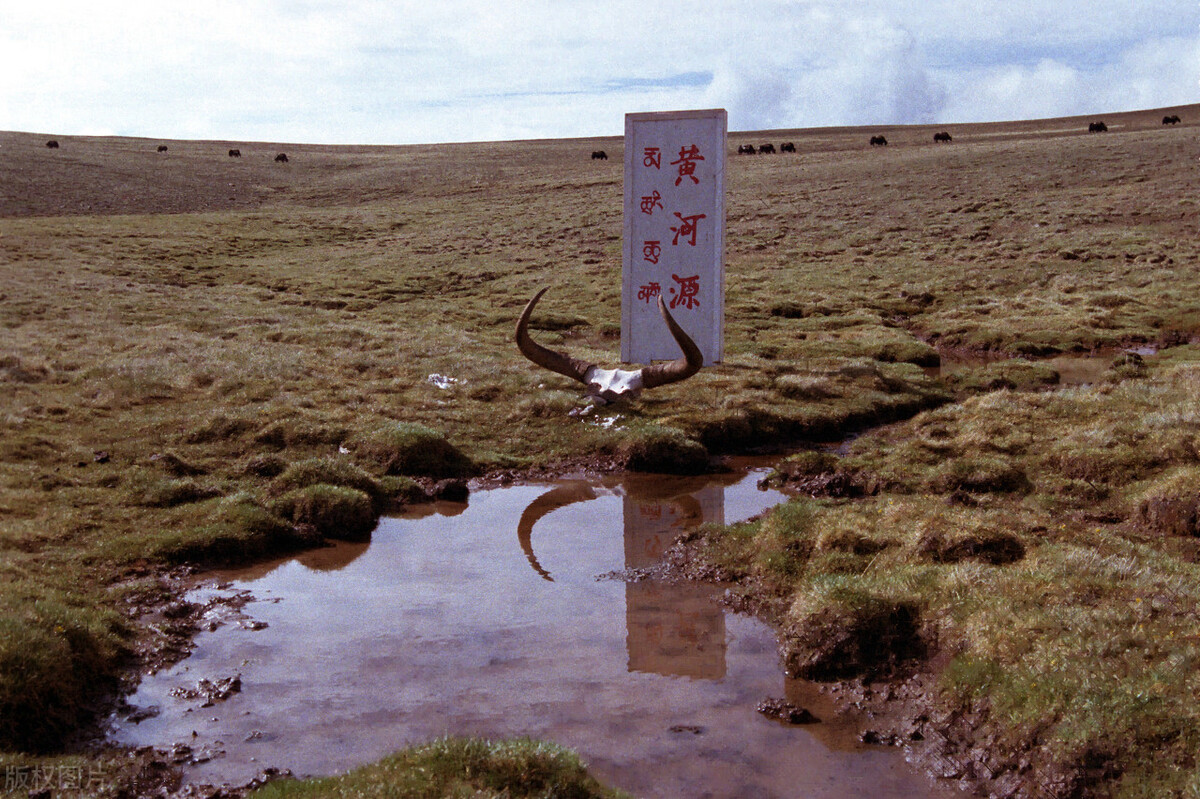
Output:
[109,459,968,799]
[927,345,1159,385]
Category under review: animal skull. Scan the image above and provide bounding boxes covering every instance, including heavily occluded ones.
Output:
[515,286,703,403]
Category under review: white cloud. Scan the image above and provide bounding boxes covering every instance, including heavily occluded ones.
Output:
[938,33,1200,123]
[0,1,1197,143]
[701,11,947,130]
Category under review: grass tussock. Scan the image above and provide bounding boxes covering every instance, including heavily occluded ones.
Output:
[248,736,630,799]
[271,485,377,542]
[615,423,710,474]
[349,422,476,478]
[0,582,130,752]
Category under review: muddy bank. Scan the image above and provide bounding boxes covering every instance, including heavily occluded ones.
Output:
[106,464,970,799]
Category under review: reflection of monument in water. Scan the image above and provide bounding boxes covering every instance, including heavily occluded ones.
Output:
[622,476,727,679]
[515,473,732,680]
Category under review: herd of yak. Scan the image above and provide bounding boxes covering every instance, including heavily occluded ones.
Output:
[587,114,1185,161]
[38,114,1186,164]
[41,139,290,163]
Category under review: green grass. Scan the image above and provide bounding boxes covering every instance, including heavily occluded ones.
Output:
[694,355,1200,796]
[248,737,630,799]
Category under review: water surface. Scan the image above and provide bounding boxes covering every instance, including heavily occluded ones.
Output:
[111,461,965,798]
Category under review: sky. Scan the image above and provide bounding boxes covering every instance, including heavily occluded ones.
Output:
[1,1,1198,145]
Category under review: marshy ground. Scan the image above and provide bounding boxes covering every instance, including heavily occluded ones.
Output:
[2,103,1199,797]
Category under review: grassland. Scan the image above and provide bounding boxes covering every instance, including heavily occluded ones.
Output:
[2,103,1200,797]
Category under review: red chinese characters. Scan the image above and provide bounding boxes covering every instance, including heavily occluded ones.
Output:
[668,273,700,310]
[670,212,706,246]
[670,144,704,185]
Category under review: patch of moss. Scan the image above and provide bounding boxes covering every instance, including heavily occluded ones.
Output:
[128,472,222,507]
[783,588,926,680]
[1133,467,1200,536]
[254,419,347,449]
[927,455,1031,494]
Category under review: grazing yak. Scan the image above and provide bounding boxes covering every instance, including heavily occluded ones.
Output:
[228,149,241,157]
[869,135,888,146]
[516,286,703,404]
[591,150,608,160]
[1088,121,1108,133]
[157,145,169,153]
[736,144,756,154]
[933,131,953,143]
[780,142,796,153]
[275,153,289,163]
[758,143,776,154]
[46,140,59,149]
[1163,115,1181,125]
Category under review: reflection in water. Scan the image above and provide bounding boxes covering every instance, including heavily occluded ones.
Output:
[518,475,732,679]
[109,461,967,799]
[516,482,598,581]
[623,481,725,679]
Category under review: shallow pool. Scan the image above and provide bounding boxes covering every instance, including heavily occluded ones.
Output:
[110,461,965,798]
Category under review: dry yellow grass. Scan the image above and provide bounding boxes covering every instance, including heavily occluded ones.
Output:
[2,103,1200,796]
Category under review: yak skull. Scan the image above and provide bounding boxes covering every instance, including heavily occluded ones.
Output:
[515,286,703,403]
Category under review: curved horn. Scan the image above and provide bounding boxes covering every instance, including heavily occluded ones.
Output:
[640,296,704,389]
[515,287,595,384]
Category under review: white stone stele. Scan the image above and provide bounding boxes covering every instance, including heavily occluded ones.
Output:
[622,109,726,367]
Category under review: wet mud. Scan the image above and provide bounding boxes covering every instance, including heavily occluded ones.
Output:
[108,460,969,799]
